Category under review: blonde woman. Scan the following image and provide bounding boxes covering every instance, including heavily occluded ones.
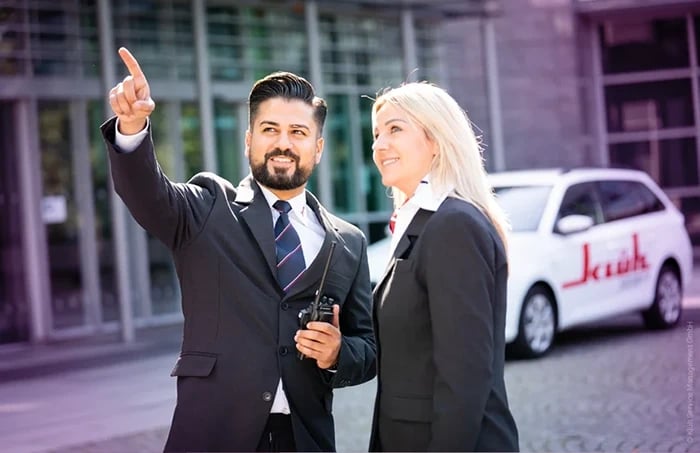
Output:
[369,83,519,452]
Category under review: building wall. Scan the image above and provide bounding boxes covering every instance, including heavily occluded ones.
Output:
[444,0,589,171]
[496,0,588,170]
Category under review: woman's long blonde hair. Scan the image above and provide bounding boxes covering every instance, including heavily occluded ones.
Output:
[372,82,510,247]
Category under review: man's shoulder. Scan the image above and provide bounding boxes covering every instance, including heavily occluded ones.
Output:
[323,210,366,242]
[187,172,236,192]
[184,172,239,204]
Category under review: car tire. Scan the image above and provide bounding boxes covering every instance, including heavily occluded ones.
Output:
[511,285,557,359]
[642,265,682,330]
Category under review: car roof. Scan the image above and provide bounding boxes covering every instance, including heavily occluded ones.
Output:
[488,167,651,187]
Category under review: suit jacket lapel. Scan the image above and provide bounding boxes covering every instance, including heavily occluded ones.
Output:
[235,176,278,280]
[373,208,434,294]
[284,191,342,300]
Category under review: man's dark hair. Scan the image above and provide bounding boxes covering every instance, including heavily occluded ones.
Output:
[248,71,327,135]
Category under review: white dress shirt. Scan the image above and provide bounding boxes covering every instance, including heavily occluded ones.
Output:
[389,177,453,258]
[114,118,149,151]
[115,119,326,414]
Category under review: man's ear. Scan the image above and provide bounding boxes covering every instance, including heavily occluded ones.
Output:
[244,130,251,157]
[315,136,324,164]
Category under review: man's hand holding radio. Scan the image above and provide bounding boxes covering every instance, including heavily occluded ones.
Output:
[295,304,341,370]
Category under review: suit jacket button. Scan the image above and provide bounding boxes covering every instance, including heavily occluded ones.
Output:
[279,346,288,356]
[262,392,273,402]
[281,302,289,311]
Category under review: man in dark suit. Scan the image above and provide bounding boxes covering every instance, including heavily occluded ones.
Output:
[102,47,376,452]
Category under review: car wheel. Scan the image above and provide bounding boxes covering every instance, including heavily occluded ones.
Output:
[642,265,682,329]
[511,286,556,359]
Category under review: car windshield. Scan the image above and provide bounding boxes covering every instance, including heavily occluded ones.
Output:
[493,185,552,232]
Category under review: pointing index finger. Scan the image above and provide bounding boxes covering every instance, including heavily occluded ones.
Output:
[118,47,144,78]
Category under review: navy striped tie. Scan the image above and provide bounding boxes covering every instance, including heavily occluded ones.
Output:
[273,200,306,292]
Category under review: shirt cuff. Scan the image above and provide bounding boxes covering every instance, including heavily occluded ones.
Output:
[114,118,149,153]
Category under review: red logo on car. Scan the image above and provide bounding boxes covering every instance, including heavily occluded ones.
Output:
[562,233,649,289]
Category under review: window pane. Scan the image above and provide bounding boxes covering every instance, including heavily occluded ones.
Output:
[0,6,28,75]
[12,1,101,77]
[600,18,688,74]
[360,96,390,213]
[0,102,29,343]
[181,102,202,178]
[660,137,698,188]
[610,138,699,188]
[605,79,694,133]
[416,21,441,81]
[39,101,85,329]
[557,183,603,224]
[207,4,307,81]
[214,101,241,184]
[679,196,700,246]
[151,107,177,177]
[145,107,179,316]
[207,6,243,81]
[635,183,665,214]
[113,0,195,81]
[245,7,308,79]
[327,95,355,213]
[494,185,552,232]
[88,101,119,322]
[598,180,648,222]
[693,16,700,65]
[609,141,652,175]
[320,14,403,87]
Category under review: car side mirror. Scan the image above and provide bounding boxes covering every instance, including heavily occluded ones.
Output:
[555,214,595,235]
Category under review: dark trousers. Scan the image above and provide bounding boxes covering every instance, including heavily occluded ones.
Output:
[256,414,296,452]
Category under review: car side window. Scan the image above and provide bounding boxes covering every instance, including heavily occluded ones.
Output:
[557,182,603,224]
[636,183,666,214]
[597,180,666,222]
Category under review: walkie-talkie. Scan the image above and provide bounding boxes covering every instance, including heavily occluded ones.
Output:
[297,241,337,360]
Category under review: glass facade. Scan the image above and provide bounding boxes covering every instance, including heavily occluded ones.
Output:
[599,15,700,244]
[113,0,196,81]
[39,100,86,329]
[207,4,308,81]
[0,0,101,77]
[0,102,30,343]
[88,101,119,322]
[600,18,689,74]
[0,0,442,344]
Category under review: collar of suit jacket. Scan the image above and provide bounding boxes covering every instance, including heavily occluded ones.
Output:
[234,175,339,232]
[390,176,453,249]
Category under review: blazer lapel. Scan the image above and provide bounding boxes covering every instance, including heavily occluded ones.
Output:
[235,176,278,280]
[373,208,434,295]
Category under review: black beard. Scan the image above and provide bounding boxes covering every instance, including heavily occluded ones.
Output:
[250,148,314,190]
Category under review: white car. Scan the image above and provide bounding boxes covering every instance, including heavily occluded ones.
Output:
[366,168,693,358]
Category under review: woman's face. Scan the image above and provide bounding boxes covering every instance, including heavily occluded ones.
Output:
[372,103,437,196]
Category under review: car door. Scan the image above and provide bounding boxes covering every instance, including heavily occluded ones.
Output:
[595,179,663,314]
[550,181,617,328]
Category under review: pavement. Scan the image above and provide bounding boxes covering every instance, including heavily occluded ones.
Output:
[1,264,699,452]
[0,323,183,383]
